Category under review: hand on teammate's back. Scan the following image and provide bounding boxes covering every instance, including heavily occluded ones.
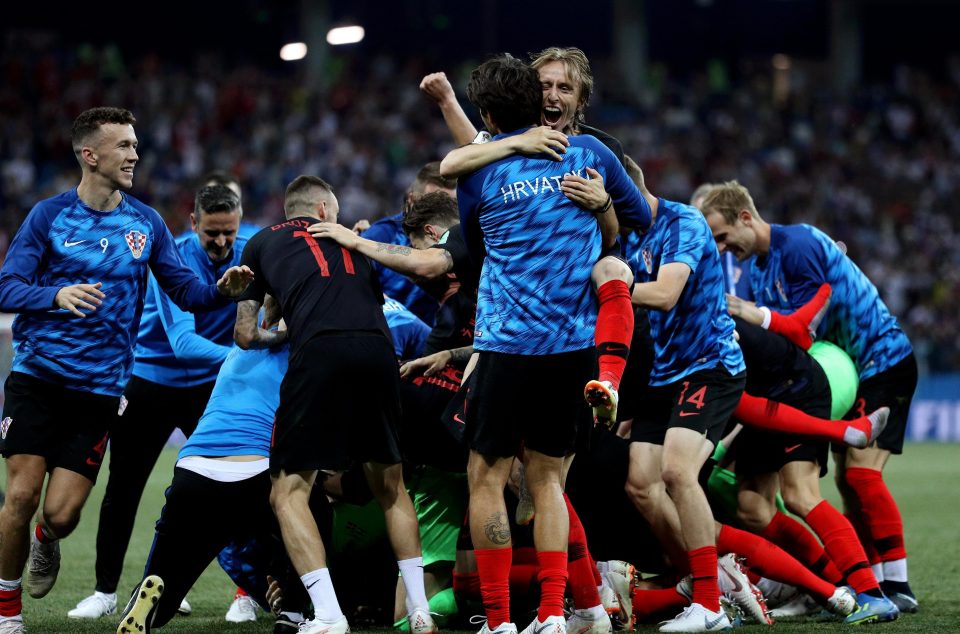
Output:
[55,282,105,317]
[307,222,360,249]
[216,265,254,297]
[513,126,569,161]
[561,167,608,211]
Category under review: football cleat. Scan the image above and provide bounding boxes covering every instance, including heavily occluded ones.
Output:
[584,380,619,428]
[567,607,612,634]
[717,554,772,624]
[225,592,259,622]
[69,591,118,618]
[658,603,732,632]
[520,615,566,634]
[25,534,60,599]
[844,593,899,625]
[825,587,857,617]
[117,575,164,634]
[297,615,351,634]
[603,560,636,629]
[407,608,439,634]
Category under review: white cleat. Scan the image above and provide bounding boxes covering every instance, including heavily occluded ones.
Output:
[225,593,259,622]
[25,535,60,599]
[584,380,619,428]
[658,603,731,632]
[520,615,566,634]
[407,608,439,634]
[826,586,857,617]
[603,561,636,629]
[69,591,118,618]
[475,619,519,634]
[768,593,819,618]
[297,615,351,634]
[717,554,772,624]
[567,607,612,634]
[177,597,192,616]
[0,620,24,633]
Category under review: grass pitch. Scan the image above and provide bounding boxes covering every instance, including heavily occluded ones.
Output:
[3,442,958,633]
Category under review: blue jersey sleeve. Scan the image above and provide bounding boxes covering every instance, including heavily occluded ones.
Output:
[0,205,62,312]
[660,209,707,272]
[147,214,228,312]
[779,229,829,309]
[574,135,651,231]
[456,173,487,268]
[149,274,232,366]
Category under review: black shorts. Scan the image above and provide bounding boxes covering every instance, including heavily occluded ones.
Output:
[630,365,746,446]
[399,365,468,473]
[734,362,831,478]
[616,307,654,423]
[271,333,402,473]
[466,348,594,459]
[836,352,918,455]
[0,371,117,482]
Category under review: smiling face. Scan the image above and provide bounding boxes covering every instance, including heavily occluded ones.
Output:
[705,210,761,261]
[192,209,240,264]
[90,123,139,190]
[538,60,583,133]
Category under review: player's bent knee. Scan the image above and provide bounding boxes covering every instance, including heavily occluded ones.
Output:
[592,256,633,286]
[1,487,42,523]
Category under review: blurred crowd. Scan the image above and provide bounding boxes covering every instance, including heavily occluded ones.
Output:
[1,43,957,372]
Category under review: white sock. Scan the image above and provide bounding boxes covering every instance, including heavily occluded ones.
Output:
[871,563,885,583]
[398,556,429,613]
[300,568,343,622]
[882,558,908,583]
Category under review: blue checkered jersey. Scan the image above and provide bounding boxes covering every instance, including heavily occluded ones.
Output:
[458,129,651,355]
[133,233,248,387]
[0,189,227,396]
[724,251,754,300]
[179,342,288,459]
[629,199,744,385]
[382,295,430,360]
[749,224,912,380]
[363,214,438,325]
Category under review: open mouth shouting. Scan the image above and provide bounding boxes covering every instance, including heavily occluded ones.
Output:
[542,106,563,128]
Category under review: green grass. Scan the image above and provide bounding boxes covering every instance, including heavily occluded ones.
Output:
[3,443,958,632]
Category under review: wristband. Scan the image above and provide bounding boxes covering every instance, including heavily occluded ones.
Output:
[759,306,772,330]
[595,194,613,214]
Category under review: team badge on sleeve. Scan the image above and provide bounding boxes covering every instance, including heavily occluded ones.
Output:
[125,230,148,259]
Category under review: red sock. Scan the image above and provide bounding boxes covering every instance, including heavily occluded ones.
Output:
[0,586,21,618]
[688,546,720,612]
[767,283,831,350]
[632,588,689,622]
[475,548,513,627]
[759,512,843,584]
[844,468,907,562]
[234,586,249,599]
[717,524,834,602]
[536,551,569,620]
[845,512,881,565]
[565,495,602,609]
[804,500,879,594]
[34,523,56,544]
[595,280,633,389]
[453,572,482,601]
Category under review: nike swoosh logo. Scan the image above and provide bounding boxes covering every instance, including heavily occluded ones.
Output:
[64,239,86,247]
[719,566,743,592]
[705,612,727,628]
[534,625,559,634]
[453,413,465,424]
[678,411,700,417]
[784,444,802,453]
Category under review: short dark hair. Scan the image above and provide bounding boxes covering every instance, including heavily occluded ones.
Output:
[404,161,457,213]
[466,55,541,134]
[194,184,240,218]
[285,175,334,217]
[71,107,136,157]
[403,191,459,240]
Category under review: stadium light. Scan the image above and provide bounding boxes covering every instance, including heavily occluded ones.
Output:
[326,25,365,46]
[280,42,308,61]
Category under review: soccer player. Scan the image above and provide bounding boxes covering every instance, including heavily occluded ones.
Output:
[69,183,247,620]
[0,107,252,634]
[612,168,745,633]
[361,162,457,325]
[423,48,637,426]
[454,55,651,634]
[700,181,916,617]
[115,297,297,634]
[232,175,435,634]
[729,318,893,624]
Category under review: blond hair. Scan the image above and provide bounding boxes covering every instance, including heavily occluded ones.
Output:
[529,47,593,122]
[699,180,760,224]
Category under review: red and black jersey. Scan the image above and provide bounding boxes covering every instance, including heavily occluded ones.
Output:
[239,218,392,352]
